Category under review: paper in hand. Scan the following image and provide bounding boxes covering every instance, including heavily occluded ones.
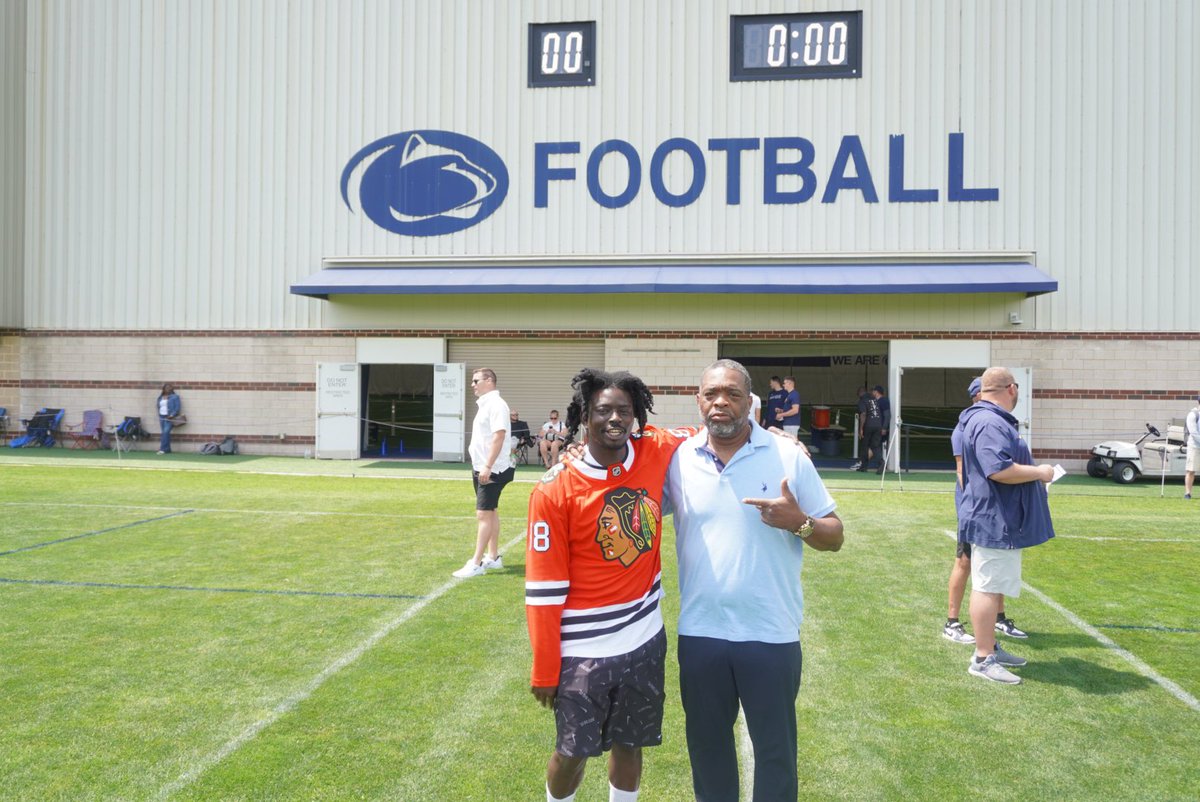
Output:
[1050,464,1066,484]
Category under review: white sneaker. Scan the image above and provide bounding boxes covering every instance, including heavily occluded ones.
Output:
[156,450,166,455]
[968,654,1022,684]
[942,621,975,644]
[452,560,485,578]
[481,555,504,571]
[992,642,1028,667]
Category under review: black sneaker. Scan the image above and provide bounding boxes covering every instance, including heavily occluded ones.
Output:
[995,617,1028,639]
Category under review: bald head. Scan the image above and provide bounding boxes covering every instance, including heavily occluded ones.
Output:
[979,367,1019,411]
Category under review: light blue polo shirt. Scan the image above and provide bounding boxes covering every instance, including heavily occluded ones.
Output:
[666,423,837,643]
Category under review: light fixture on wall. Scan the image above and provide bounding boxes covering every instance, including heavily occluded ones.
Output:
[1008,312,1023,325]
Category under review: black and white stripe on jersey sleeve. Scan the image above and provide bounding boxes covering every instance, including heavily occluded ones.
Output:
[525,579,569,606]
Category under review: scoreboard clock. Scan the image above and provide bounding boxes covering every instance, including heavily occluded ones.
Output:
[527,14,862,87]
[731,12,863,81]
[529,21,596,87]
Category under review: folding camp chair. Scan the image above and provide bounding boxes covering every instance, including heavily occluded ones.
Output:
[109,416,149,453]
[10,408,65,448]
[511,431,537,465]
[64,409,106,449]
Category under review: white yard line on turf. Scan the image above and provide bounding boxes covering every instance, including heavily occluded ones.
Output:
[941,531,1200,712]
[155,530,528,800]
[0,501,479,520]
[1017,584,1200,713]
[1050,534,1193,543]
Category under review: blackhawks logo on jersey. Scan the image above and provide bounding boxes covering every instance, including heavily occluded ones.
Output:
[595,487,661,567]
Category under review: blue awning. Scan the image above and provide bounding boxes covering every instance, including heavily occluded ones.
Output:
[290,262,1057,299]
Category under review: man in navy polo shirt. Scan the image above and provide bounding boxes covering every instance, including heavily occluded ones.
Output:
[778,376,802,437]
[958,367,1056,684]
[765,376,787,430]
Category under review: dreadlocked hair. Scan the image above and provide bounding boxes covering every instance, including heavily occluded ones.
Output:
[564,368,656,443]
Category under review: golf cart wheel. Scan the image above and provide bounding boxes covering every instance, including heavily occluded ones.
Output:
[1086,457,1108,478]
[1112,461,1138,484]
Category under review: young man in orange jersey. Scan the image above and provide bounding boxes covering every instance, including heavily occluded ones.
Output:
[525,368,693,802]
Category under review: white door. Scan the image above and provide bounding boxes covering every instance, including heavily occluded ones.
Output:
[433,363,466,462]
[886,340,992,472]
[1011,367,1033,449]
[316,363,361,459]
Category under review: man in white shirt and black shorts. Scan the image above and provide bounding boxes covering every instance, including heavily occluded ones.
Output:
[1186,396,1200,500]
[453,368,515,578]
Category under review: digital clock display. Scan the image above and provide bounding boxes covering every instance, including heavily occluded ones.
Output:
[731,12,862,81]
[529,22,596,88]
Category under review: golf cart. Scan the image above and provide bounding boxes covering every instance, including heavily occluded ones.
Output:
[1088,422,1188,484]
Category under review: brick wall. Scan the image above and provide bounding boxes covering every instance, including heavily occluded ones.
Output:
[7,331,1196,462]
[993,339,1200,465]
[0,335,18,421]
[605,338,718,429]
[7,335,354,455]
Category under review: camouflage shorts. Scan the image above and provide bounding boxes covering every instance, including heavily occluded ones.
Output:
[554,628,667,758]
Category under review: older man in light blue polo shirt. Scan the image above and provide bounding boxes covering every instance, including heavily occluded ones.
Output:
[666,359,843,802]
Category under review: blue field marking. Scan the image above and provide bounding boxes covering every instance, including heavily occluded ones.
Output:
[1099,623,1200,634]
[0,510,196,557]
[0,576,427,601]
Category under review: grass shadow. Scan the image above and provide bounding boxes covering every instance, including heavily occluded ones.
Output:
[1023,656,1155,695]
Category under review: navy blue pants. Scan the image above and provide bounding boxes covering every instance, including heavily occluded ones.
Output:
[678,635,803,802]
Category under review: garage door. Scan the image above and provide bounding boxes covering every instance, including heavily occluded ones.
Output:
[447,340,606,434]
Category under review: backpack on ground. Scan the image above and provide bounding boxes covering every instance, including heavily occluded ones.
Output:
[218,436,238,455]
[200,442,220,455]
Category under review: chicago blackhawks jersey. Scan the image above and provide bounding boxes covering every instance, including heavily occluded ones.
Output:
[525,425,692,688]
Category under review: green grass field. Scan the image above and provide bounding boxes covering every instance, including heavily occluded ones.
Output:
[1,451,1197,801]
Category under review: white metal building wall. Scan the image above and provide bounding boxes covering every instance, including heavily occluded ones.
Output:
[16,1,1200,331]
[447,339,605,433]
[1,0,24,328]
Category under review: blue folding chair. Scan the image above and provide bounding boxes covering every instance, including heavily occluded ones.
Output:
[10,408,65,448]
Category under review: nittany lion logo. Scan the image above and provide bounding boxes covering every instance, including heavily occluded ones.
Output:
[340,130,509,236]
[595,488,661,567]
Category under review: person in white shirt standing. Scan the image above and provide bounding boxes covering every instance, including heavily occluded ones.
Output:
[453,368,515,578]
[1185,396,1200,500]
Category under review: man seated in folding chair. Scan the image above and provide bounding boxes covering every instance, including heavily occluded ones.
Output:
[509,410,535,465]
[64,409,106,449]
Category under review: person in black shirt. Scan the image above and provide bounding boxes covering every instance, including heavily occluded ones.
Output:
[857,388,884,472]
[509,410,534,461]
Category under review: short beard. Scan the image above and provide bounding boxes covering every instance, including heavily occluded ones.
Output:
[707,417,746,438]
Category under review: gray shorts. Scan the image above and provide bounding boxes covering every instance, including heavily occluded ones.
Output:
[971,545,1023,597]
[554,629,667,758]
